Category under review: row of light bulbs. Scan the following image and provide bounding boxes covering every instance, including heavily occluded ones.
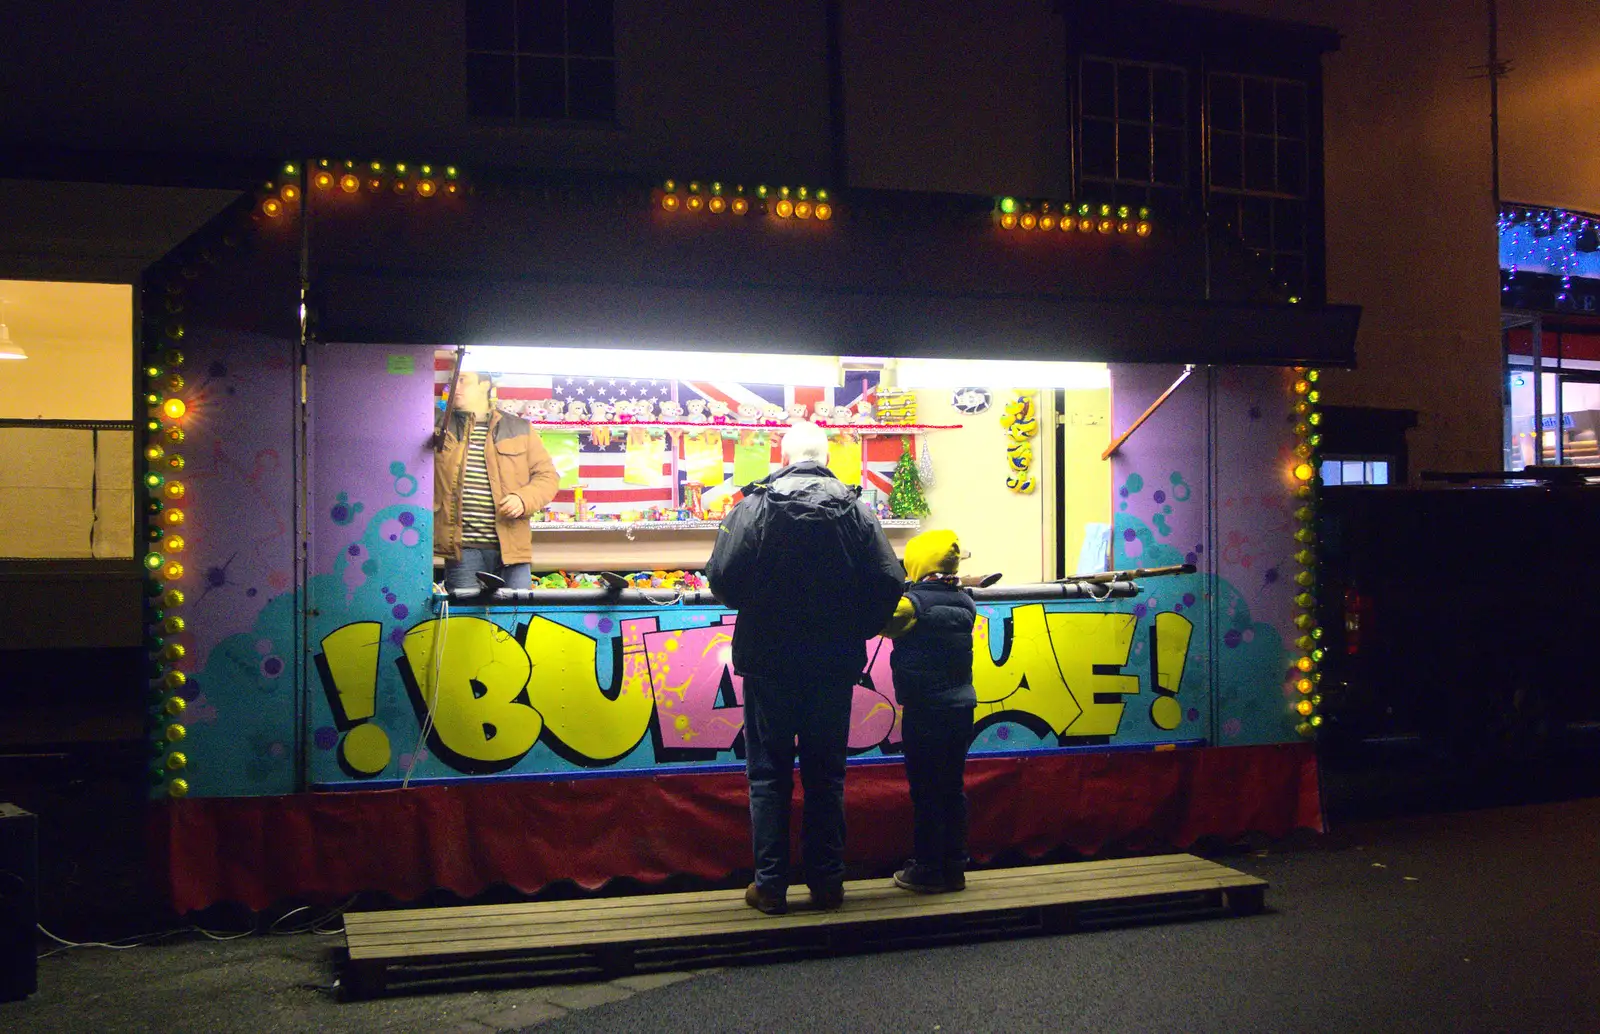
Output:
[996,198,1153,237]
[259,160,462,218]
[657,180,834,221]
[1288,368,1324,737]
[142,294,195,798]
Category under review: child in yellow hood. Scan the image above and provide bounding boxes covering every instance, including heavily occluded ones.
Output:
[883,528,977,893]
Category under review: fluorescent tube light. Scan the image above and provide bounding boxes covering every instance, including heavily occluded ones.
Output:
[895,358,1109,390]
[464,345,843,386]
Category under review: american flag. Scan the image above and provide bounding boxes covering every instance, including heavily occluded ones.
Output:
[435,353,907,514]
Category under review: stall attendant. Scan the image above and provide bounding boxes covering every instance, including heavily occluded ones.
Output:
[433,370,560,591]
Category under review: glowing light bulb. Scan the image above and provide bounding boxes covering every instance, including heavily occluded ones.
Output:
[164,481,186,500]
[417,179,437,197]
[1136,221,1153,236]
[1296,699,1314,716]
[340,174,360,193]
[162,398,187,420]
[685,194,703,211]
[162,535,186,554]
[1000,213,1018,229]
[1293,463,1314,481]
[144,552,164,570]
[163,589,185,608]
[280,184,300,203]
[1039,215,1056,231]
[661,193,680,211]
[731,197,750,215]
[1019,213,1037,230]
[162,560,184,581]
[794,201,813,219]
[314,171,334,190]
[1296,677,1314,695]
[708,196,727,213]
[167,454,185,471]
[775,199,794,218]
[261,198,283,218]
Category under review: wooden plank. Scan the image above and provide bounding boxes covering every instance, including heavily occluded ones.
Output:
[344,855,1245,935]
[345,863,1263,955]
[345,855,1266,963]
[344,858,1252,946]
[357,875,1250,960]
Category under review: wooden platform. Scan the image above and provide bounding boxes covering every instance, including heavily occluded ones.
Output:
[341,854,1265,997]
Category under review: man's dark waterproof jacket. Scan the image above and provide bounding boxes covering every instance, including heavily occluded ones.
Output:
[705,461,905,681]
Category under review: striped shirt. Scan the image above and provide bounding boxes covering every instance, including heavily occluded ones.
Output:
[459,417,500,548]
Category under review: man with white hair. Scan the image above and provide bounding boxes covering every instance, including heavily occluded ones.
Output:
[706,420,905,915]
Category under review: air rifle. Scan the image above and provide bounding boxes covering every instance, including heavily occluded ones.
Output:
[431,345,467,451]
[1055,562,1196,584]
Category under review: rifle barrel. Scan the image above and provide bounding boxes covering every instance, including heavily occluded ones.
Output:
[1057,563,1196,584]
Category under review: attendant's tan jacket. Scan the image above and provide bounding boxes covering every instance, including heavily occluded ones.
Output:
[433,409,559,564]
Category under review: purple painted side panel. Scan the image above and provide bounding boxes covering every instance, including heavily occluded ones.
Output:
[169,332,301,796]
[1106,364,1214,742]
[1213,366,1301,743]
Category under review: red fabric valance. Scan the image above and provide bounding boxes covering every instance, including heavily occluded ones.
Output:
[150,743,1321,914]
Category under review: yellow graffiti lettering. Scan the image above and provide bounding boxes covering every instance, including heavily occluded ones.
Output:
[973,603,1082,735]
[1050,612,1139,736]
[524,614,653,763]
[402,617,541,764]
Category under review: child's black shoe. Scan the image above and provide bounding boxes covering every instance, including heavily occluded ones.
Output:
[893,861,947,893]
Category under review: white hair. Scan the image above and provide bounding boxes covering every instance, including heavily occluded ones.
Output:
[781,420,830,465]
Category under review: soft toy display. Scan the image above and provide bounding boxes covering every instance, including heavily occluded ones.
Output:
[1001,390,1039,493]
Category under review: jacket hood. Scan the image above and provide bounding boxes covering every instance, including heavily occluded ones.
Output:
[760,462,861,520]
[903,529,962,581]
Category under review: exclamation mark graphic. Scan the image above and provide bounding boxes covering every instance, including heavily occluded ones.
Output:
[318,621,391,775]
[1149,611,1193,731]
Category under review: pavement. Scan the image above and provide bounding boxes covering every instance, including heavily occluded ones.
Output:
[5,738,1600,1033]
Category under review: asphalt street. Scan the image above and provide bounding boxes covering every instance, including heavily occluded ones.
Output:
[6,785,1598,1034]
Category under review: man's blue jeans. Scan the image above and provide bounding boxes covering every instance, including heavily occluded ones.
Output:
[742,674,855,895]
[442,546,532,592]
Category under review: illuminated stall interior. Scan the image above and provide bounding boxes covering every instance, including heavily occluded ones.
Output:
[431,345,1117,586]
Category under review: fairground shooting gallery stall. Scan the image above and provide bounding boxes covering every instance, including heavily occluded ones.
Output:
[137,164,1355,912]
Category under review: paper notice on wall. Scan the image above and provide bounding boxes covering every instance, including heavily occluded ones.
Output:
[828,438,863,486]
[682,431,726,486]
[731,439,771,487]
[541,432,582,488]
[623,430,665,486]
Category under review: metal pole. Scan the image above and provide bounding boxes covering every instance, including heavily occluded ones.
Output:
[1532,315,1544,465]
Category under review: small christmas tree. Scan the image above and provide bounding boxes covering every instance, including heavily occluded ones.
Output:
[888,438,930,518]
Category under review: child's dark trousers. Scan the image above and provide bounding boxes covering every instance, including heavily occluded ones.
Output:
[901,703,976,869]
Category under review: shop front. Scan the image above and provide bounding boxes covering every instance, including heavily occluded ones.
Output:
[140,166,1354,912]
